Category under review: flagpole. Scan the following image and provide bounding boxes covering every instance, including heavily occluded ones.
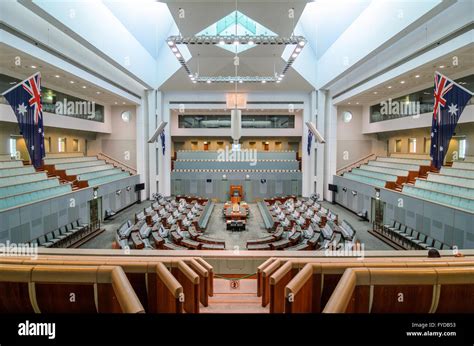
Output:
[1,72,41,96]
[435,71,474,95]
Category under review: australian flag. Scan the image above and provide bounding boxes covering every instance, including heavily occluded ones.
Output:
[160,130,166,155]
[2,72,45,168]
[430,72,472,169]
[307,129,313,156]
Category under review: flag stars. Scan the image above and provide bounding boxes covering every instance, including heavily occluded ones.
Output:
[17,103,27,116]
[448,103,458,116]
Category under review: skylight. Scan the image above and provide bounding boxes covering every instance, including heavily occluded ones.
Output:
[196,11,278,54]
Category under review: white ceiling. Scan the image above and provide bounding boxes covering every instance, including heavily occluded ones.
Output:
[0,43,135,106]
[159,0,315,92]
[335,45,474,106]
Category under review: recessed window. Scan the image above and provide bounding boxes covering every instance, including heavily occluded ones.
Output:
[424,137,431,154]
[409,138,417,153]
[72,139,80,152]
[395,139,402,153]
[44,137,51,153]
[459,138,466,159]
[9,138,17,159]
[58,138,66,153]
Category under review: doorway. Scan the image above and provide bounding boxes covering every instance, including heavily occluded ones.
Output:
[371,198,385,226]
[88,197,101,230]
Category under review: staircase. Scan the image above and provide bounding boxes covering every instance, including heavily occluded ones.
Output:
[201,278,268,313]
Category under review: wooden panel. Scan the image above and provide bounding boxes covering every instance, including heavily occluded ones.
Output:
[345,286,370,313]
[287,278,312,313]
[436,284,474,313]
[97,283,122,313]
[271,269,296,313]
[0,282,34,313]
[371,285,433,313]
[320,274,344,310]
[126,273,148,311]
[153,273,182,313]
[35,283,97,313]
[172,267,199,313]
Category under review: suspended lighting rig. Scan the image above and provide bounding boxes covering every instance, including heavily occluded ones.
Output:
[166,35,307,84]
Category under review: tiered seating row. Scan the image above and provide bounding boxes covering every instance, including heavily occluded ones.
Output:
[0,172,48,188]
[44,155,133,188]
[0,184,72,211]
[415,179,474,200]
[427,173,474,188]
[0,178,60,198]
[402,185,474,212]
[440,166,474,179]
[0,160,23,169]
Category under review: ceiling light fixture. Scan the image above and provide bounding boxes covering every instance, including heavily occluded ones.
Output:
[96,91,101,94]
[82,86,87,89]
[166,35,306,83]
[415,74,420,78]
[70,81,75,84]
[31,65,37,69]
[439,65,445,68]
[373,91,378,94]
[54,75,60,78]
[400,80,405,84]
[387,86,392,89]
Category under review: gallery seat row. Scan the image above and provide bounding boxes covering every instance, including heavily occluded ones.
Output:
[248,195,357,251]
[115,195,226,251]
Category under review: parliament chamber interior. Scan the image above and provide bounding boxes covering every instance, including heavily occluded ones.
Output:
[0,0,473,344]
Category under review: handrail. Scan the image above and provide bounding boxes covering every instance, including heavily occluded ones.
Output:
[97,152,137,175]
[336,153,376,176]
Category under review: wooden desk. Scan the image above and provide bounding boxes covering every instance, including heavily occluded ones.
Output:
[181,238,202,250]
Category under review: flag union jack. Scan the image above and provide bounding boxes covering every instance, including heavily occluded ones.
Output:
[1,72,45,168]
[22,74,43,124]
[433,73,453,123]
[430,72,473,169]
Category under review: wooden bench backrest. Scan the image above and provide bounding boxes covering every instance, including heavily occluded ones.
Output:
[280,258,474,313]
[0,256,212,313]
[323,267,474,313]
[0,264,144,313]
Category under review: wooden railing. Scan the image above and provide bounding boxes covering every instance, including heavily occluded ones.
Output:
[97,152,137,175]
[336,153,376,176]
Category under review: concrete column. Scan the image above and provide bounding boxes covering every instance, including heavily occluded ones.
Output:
[315,90,326,200]
[135,91,149,201]
[147,89,158,198]
[323,91,337,201]
[157,92,171,196]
